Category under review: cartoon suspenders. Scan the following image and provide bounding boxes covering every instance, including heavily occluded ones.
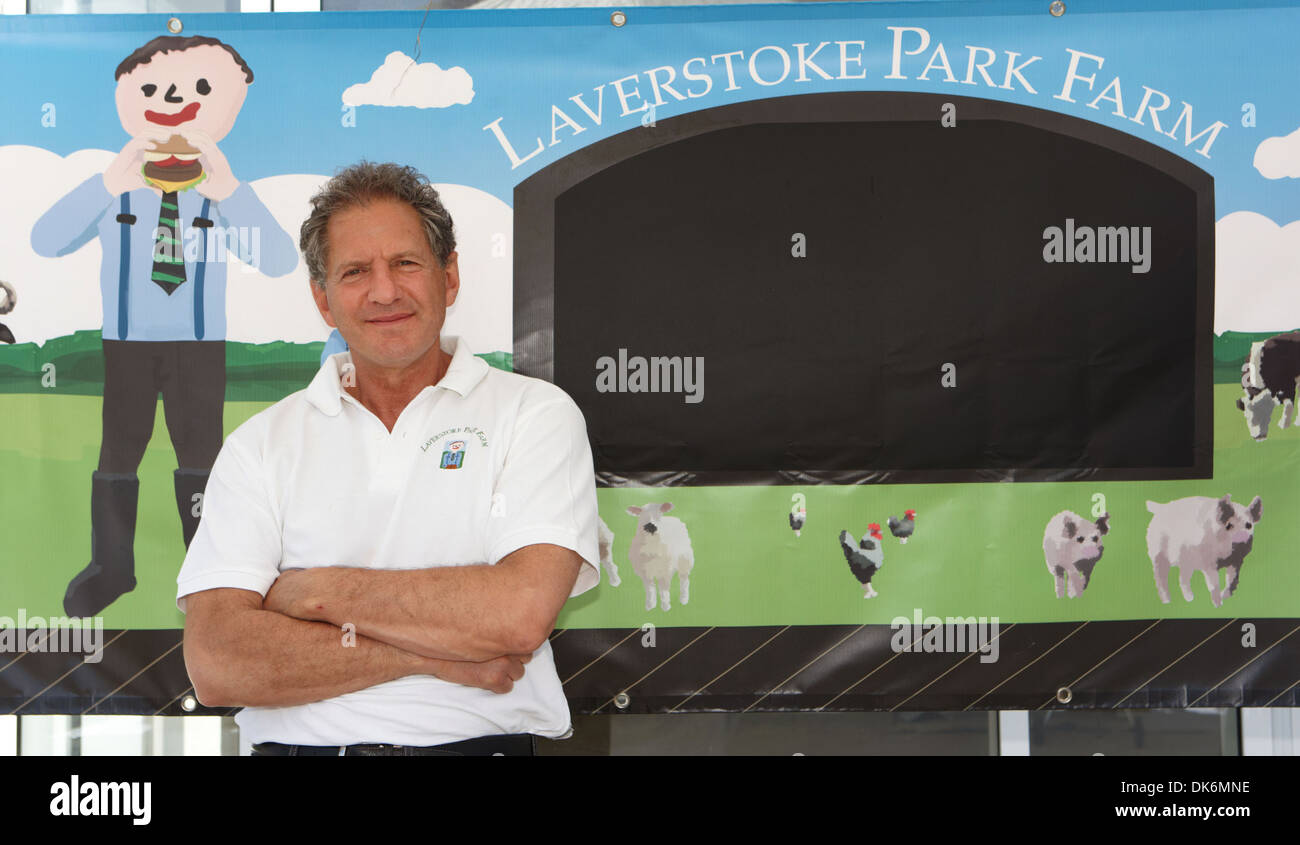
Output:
[115,192,213,341]
[192,206,213,340]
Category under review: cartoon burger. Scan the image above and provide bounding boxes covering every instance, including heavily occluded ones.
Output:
[142,133,205,192]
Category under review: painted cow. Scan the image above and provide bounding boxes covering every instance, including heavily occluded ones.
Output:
[1236,331,1300,441]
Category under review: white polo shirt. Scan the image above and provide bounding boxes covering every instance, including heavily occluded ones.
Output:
[176,336,600,746]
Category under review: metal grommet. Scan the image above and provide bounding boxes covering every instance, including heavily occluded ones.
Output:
[1049,1,1066,17]
[610,11,627,27]
[167,17,183,33]
[181,695,198,712]
[613,691,631,710]
[1056,686,1072,704]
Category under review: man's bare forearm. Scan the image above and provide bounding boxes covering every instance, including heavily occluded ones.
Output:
[265,545,582,663]
[184,591,523,707]
[187,600,432,707]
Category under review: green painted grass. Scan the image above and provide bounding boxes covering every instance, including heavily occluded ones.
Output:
[1,386,1295,630]
[0,395,267,629]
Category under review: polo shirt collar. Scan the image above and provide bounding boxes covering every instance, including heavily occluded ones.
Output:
[305,335,489,417]
[435,336,491,397]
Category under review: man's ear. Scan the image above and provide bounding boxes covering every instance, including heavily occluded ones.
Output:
[442,251,461,308]
[310,280,337,328]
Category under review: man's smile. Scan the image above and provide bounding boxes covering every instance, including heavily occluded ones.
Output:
[145,101,201,126]
[368,312,414,325]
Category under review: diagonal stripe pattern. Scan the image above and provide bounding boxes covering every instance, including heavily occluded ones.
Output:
[3,623,1299,714]
[151,191,187,294]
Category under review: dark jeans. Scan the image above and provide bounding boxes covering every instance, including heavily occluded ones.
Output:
[252,735,537,757]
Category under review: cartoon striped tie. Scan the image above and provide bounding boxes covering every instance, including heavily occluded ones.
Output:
[151,191,187,295]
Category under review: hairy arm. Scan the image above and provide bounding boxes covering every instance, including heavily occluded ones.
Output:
[183,587,530,708]
[264,543,583,663]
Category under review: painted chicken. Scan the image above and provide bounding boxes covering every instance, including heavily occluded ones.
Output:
[839,524,884,598]
[789,506,806,537]
[888,509,917,544]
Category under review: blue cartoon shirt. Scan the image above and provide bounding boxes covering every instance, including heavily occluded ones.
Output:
[32,173,298,342]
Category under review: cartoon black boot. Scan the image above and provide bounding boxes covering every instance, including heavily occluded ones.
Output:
[173,468,210,548]
[64,471,139,618]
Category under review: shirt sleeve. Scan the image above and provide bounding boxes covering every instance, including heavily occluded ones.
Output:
[213,180,300,278]
[30,174,113,259]
[485,389,601,597]
[175,420,284,612]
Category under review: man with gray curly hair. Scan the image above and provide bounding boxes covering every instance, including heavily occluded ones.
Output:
[176,161,600,756]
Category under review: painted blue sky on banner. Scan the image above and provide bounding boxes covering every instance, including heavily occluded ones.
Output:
[2,0,1299,345]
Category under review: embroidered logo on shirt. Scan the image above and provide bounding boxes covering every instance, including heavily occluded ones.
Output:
[439,439,466,469]
[422,426,489,457]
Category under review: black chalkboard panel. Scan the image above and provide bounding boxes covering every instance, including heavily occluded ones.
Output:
[515,93,1213,485]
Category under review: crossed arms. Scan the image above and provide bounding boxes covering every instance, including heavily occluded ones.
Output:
[181,388,598,709]
[182,543,582,708]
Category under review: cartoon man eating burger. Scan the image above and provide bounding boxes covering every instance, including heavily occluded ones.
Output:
[32,35,298,618]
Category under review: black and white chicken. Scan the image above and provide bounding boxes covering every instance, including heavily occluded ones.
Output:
[888,509,916,544]
[839,525,884,598]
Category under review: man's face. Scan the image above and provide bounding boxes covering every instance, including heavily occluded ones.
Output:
[115,44,249,144]
[310,198,460,373]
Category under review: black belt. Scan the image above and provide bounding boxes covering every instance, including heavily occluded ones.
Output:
[253,734,536,757]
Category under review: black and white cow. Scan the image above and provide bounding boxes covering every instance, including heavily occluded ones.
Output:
[1237,331,1300,441]
[0,280,15,344]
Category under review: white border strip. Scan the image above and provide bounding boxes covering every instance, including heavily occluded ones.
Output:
[998,710,1031,756]
[0,716,15,756]
[1241,707,1298,756]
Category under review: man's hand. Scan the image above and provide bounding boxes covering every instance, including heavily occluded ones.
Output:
[183,129,239,202]
[263,567,323,621]
[102,134,169,197]
[430,654,532,695]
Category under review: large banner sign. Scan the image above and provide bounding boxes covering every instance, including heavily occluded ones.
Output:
[2,1,1298,715]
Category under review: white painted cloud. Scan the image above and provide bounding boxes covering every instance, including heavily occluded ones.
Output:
[430,183,513,354]
[1216,210,1300,333]
[229,176,514,354]
[1253,126,1300,179]
[223,171,328,345]
[342,51,474,109]
[2,144,512,354]
[0,145,109,346]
